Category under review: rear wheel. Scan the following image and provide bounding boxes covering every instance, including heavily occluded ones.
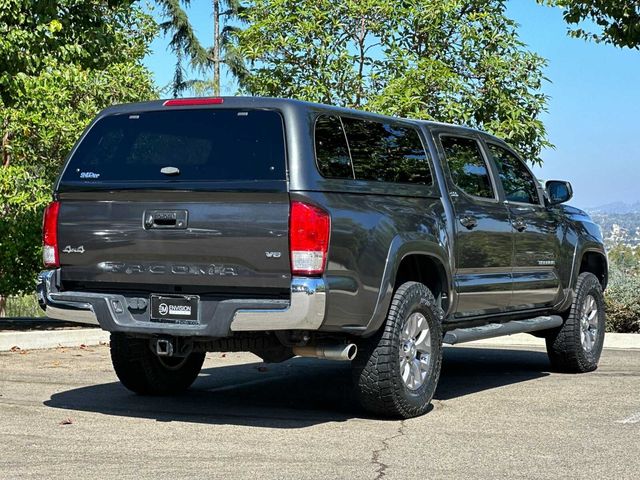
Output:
[352,282,443,418]
[546,272,606,373]
[110,333,205,395]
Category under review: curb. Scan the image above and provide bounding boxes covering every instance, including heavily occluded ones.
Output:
[0,328,109,352]
[457,332,640,350]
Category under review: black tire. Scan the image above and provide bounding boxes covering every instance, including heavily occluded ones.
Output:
[546,272,606,373]
[110,333,205,395]
[352,282,443,418]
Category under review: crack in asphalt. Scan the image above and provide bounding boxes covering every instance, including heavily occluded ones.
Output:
[371,420,406,479]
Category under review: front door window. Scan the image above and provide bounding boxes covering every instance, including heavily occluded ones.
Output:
[488,144,540,205]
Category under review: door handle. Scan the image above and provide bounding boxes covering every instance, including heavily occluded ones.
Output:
[144,210,188,229]
[459,215,478,230]
[512,219,527,232]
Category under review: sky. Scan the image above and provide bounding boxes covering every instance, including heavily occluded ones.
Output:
[142,1,640,210]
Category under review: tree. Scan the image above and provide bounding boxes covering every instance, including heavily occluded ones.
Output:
[238,0,551,163]
[0,0,157,315]
[540,1,640,49]
[157,0,248,96]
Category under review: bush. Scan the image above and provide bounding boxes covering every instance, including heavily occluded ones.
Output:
[4,295,43,319]
[0,165,51,299]
[604,267,640,334]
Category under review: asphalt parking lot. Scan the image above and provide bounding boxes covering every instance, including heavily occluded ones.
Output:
[0,344,638,479]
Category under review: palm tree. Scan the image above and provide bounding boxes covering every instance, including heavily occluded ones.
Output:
[156,0,248,97]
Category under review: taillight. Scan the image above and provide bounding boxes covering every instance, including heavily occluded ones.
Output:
[163,97,224,106]
[289,201,330,276]
[42,201,60,267]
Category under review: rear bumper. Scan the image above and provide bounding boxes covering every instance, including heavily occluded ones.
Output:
[37,269,326,337]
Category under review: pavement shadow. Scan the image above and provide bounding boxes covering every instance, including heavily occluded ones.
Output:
[45,346,551,428]
[435,346,550,401]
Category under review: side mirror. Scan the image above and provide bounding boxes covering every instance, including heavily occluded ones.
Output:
[545,180,573,205]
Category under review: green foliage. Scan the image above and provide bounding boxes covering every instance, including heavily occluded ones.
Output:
[239,0,552,163]
[0,0,156,107]
[605,266,640,334]
[0,1,157,299]
[3,294,43,318]
[607,243,640,274]
[540,1,640,49]
[603,244,640,333]
[0,166,50,299]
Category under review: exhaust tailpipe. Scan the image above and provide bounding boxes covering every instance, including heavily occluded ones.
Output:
[292,343,357,361]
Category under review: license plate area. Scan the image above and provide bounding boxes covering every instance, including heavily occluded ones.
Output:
[150,294,199,325]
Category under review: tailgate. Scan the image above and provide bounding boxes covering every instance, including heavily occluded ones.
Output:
[57,190,291,292]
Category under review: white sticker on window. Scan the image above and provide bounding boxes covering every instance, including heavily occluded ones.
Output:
[80,171,100,179]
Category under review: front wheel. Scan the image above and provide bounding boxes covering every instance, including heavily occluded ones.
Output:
[352,282,443,418]
[546,272,606,373]
[110,333,205,395]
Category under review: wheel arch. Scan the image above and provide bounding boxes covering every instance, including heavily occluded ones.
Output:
[579,249,608,290]
[394,253,449,307]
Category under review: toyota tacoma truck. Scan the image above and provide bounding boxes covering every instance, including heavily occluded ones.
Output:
[37,97,608,418]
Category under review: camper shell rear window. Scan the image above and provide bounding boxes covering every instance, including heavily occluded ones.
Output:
[60,109,286,186]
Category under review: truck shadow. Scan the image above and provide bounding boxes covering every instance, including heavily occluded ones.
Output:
[44,346,551,428]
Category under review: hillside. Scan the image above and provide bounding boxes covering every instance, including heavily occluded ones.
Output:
[586,203,640,248]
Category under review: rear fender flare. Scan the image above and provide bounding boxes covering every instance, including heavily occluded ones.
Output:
[362,235,452,336]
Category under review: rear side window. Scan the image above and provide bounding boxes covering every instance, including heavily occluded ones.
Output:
[62,109,286,184]
[315,115,353,179]
[441,136,494,199]
[314,115,433,185]
[488,144,540,204]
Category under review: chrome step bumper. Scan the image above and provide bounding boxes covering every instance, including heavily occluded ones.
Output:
[37,270,99,326]
[231,278,326,331]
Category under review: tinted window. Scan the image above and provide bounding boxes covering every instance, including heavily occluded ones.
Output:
[62,109,286,183]
[340,117,432,185]
[488,144,539,204]
[441,136,494,199]
[315,115,353,179]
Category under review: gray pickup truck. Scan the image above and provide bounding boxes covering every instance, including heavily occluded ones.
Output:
[37,97,608,418]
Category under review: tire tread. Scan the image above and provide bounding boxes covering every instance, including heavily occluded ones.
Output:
[546,272,605,373]
[353,282,443,418]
